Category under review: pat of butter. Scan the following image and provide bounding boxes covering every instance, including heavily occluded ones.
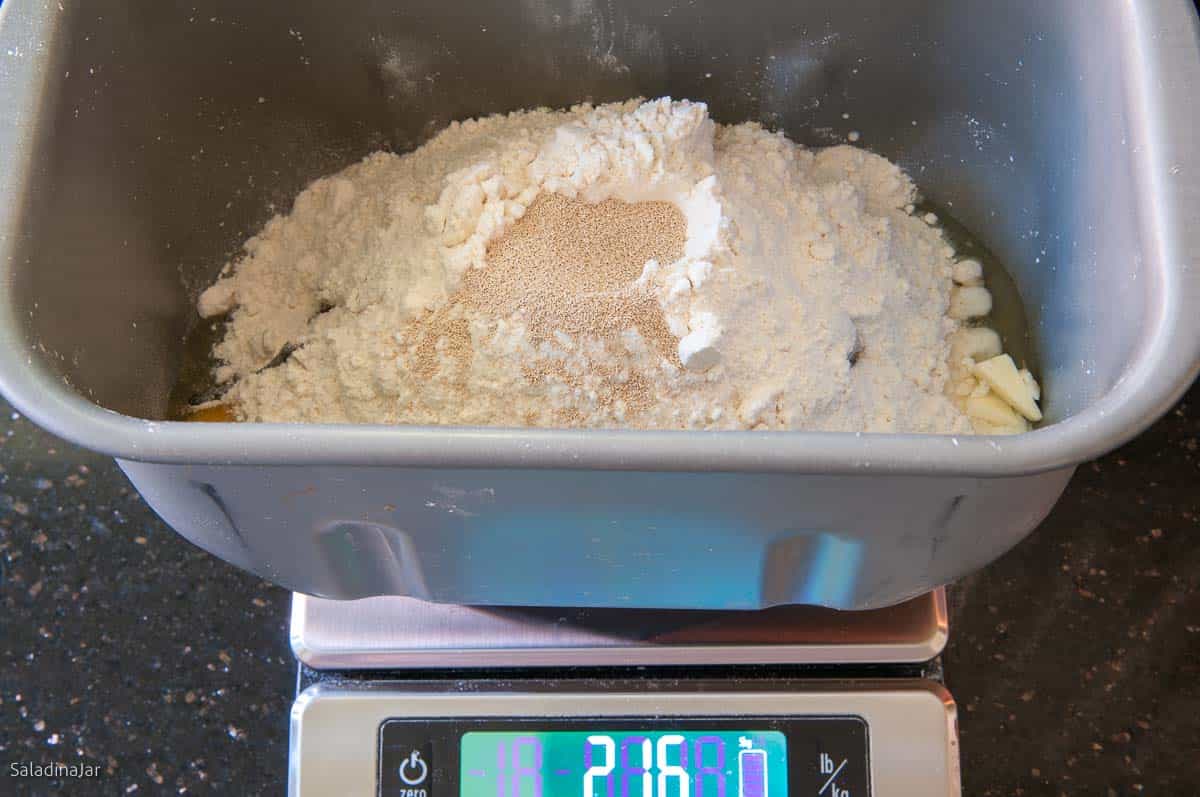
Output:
[952,258,984,286]
[971,417,1029,436]
[949,285,993,319]
[972,354,1042,422]
[949,327,1002,364]
[966,394,1029,433]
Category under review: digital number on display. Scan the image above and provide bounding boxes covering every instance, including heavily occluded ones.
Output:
[459,731,788,797]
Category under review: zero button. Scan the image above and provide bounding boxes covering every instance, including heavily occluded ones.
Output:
[399,750,429,786]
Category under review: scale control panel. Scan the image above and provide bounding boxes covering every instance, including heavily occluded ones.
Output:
[289,683,958,797]
[378,716,868,797]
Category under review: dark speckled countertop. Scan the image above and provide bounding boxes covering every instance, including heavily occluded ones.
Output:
[1,384,1197,795]
[947,383,1200,795]
[0,402,294,794]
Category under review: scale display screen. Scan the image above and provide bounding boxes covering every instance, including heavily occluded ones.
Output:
[460,730,786,797]
[379,718,868,797]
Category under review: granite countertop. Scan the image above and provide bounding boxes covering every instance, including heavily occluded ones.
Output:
[1,384,1197,795]
[947,382,1200,795]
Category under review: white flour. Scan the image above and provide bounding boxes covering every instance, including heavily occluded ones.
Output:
[198,98,1012,433]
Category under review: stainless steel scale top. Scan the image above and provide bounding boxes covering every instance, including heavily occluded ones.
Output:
[291,590,948,669]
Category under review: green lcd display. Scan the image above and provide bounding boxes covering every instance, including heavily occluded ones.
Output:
[460,730,787,797]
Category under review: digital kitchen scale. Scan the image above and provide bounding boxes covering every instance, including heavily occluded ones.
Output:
[288,591,960,796]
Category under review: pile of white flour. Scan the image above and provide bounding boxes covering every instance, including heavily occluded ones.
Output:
[197,98,1012,433]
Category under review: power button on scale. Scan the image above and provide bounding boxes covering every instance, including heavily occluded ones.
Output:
[400,750,429,786]
[379,725,434,797]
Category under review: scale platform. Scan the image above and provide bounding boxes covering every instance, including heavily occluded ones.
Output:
[290,590,949,669]
[288,591,960,796]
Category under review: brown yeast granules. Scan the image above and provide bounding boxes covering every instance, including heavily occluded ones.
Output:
[467,193,685,355]
[406,193,687,420]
